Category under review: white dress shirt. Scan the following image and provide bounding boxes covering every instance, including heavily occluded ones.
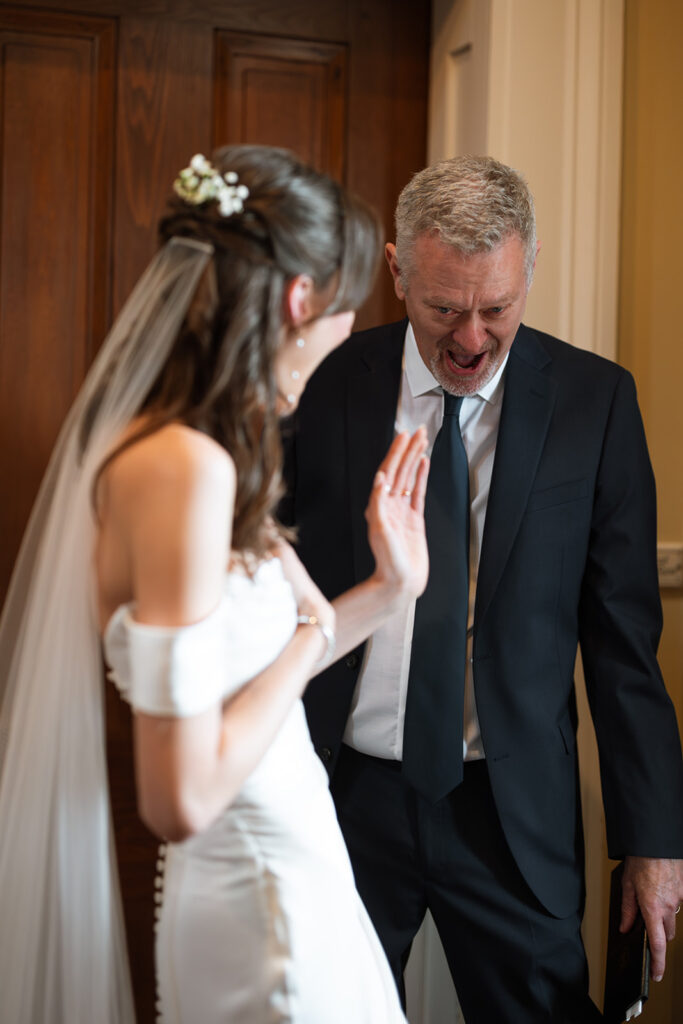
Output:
[342,324,507,762]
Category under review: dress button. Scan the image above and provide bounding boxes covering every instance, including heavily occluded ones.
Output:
[320,747,332,763]
[345,652,359,669]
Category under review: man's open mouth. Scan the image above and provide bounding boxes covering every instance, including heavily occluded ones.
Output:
[446,349,486,373]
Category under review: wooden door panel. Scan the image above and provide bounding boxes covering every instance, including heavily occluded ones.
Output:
[215,31,346,179]
[1,0,348,37]
[0,10,114,601]
[113,17,213,313]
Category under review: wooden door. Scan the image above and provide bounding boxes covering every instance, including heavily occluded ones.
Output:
[0,1,430,1017]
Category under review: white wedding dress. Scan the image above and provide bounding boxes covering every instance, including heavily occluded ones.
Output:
[104,557,407,1024]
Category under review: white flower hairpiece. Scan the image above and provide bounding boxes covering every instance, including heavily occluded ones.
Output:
[173,154,249,217]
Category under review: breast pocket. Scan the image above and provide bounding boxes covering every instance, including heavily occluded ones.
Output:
[526,478,589,513]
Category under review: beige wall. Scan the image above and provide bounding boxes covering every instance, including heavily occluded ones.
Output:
[619,1,683,1019]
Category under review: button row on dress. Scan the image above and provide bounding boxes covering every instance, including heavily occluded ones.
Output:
[154,842,168,1023]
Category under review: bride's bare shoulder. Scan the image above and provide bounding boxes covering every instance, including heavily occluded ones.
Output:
[96,423,235,624]
[103,421,235,510]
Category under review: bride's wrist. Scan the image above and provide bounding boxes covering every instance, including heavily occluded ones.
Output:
[296,613,336,667]
[367,570,412,612]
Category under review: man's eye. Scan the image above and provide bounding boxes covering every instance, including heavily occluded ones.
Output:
[435,306,455,315]
[486,306,505,315]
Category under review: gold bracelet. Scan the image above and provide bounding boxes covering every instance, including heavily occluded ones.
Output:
[296,614,336,664]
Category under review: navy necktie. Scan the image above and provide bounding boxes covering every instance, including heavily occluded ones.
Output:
[402,392,470,802]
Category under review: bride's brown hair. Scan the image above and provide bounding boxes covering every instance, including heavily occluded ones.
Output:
[97,145,381,555]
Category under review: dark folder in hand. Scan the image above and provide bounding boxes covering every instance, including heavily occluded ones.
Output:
[603,861,650,1023]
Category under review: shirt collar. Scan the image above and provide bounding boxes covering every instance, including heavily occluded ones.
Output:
[404,322,508,405]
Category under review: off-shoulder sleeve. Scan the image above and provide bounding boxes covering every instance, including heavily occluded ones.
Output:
[103,559,297,717]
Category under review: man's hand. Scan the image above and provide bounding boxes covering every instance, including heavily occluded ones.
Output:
[621,856,683,981]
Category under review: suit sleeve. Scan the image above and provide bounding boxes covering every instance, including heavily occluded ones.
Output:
[579,369,683,858]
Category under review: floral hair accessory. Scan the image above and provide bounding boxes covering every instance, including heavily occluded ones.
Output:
[173,154,249,217]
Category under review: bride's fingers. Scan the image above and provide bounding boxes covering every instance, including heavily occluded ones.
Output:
[392,427,427,498]
[410,455,429,515]
[372,429,428,514]
[376,431,412,493]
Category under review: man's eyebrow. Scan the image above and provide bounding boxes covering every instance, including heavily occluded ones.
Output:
[425,296,459,307]
[426,292,516,308]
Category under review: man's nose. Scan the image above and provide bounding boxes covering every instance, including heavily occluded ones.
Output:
[451,313,487,351]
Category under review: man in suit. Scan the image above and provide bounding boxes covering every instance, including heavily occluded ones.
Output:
[285,156,683,1022]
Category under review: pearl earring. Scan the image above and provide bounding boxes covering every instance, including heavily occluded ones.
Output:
[292,337,304,382]
[284,337,305,404]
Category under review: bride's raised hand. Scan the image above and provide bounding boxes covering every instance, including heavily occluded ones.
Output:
[365,428,429,599]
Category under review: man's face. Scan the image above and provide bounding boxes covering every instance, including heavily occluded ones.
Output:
[386,232,531,396]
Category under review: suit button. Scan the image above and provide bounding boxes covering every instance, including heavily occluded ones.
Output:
[320,747,332,763]
[345,652,359,669]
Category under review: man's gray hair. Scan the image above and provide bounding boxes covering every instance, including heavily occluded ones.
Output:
[395,155,537,287]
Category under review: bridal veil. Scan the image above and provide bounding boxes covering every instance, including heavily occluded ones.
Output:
[0,237,212,1022]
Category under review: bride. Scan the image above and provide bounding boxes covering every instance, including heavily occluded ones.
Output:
[0,146,429,1023]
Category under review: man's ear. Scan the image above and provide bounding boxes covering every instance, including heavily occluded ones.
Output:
[385,243,406,301]
[283,274,315,326]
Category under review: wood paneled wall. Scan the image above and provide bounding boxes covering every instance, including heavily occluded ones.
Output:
[0,2,430,1018]
[214,32,347,179]
[0,9,115,594]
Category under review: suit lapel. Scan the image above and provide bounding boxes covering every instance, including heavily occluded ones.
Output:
[346,324,404,583]
[475,327,557,626]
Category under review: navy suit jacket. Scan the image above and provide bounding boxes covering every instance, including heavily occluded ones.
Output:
[285,319,683,917]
